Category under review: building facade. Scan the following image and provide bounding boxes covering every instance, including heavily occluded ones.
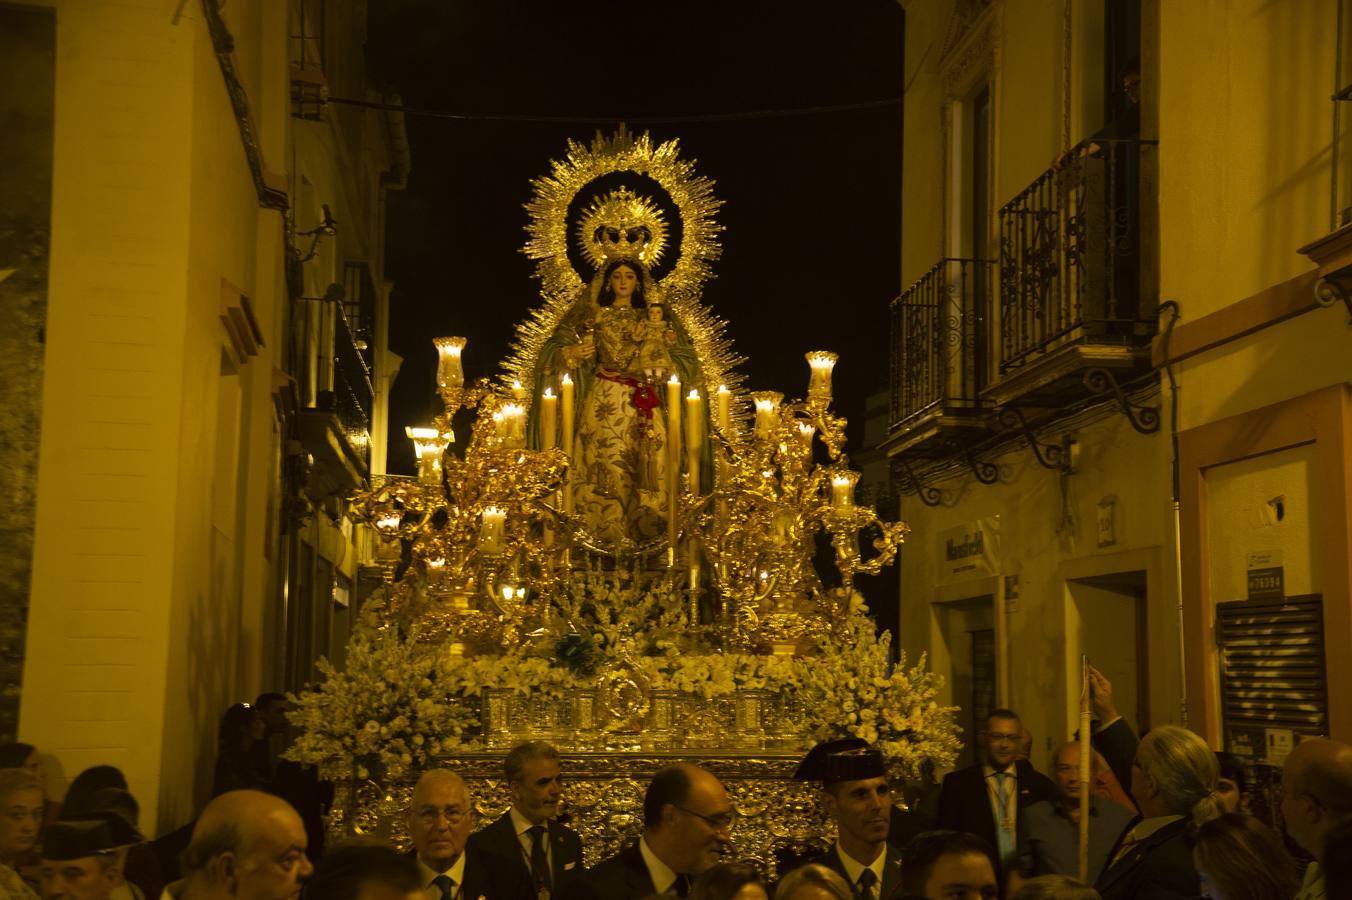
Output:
[891,0,1352,784]
[6,0,404,834]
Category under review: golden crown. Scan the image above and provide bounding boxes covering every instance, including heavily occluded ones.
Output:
[575,187,669,271]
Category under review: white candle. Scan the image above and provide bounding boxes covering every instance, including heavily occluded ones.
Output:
[501,403,525,448]
[511,379,526,401]
[716,385,732,435]
[685,389,703,495]
[480,506,506,554]
[751,391,782,440]
[434,337,466,392]
[541,388,558,449]
[560,374,575,515]
[806,351,838,404]
[405,426,450,484]
[831,473,858,509]
[797,421,816,453]
[667,375,681,549]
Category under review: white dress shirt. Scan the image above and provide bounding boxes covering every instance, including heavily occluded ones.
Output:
[417,852,467,900]
[638,835,680,895]
[509,806,553,875]
[835,841,886,899]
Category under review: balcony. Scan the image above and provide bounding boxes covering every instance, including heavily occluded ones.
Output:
[293,291,374,500]
[883,257,995,457]
[986,137,1159,407]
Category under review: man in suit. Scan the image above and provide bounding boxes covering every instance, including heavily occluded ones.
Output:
[39,813,143,900]
[1087,666,1207,900]
[562,764,732,899]
[407,769,532,900]
[935,709,1057,879]
[1281,736,1352,900]
[170,790,313,900]
[466,742,583,897]
[794,738,905,900]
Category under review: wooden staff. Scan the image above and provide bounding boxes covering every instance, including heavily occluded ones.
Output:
[1078,654,1092,884]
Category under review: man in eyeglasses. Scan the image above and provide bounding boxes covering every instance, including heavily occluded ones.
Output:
[406,769,531,900]
[793,738,904,900]
[561,764,732,899]
[936,709,1057,883]
[1280,736,1352,900]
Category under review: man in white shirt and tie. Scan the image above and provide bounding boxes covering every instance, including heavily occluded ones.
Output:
[936,709,1058,883]
[466,742,584,897]
[407,770,531,900]
[794,738,904,900]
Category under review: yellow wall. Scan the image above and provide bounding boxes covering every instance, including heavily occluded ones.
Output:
[18,0,287,833]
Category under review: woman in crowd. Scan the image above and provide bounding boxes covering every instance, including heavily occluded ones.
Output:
[1191,813,1299,900]
[773,863,853,900]
[62,766,128,817]
[690,862,769,900]
[211,704,269,796]
[0,769,43,900]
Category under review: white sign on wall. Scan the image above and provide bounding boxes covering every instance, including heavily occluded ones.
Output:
[938,517,1000,582]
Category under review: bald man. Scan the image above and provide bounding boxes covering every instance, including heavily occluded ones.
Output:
[562,764,732,900]
[406,770,530,900]
[1280,737,1352,900]
[172,790,312,900]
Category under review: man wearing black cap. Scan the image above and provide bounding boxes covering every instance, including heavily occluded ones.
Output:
[39,814,142,900]
[794,739,904,900]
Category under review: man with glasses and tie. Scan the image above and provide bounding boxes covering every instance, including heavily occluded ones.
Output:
[561,764,733,899]
[406,769,531,900]
[466,742,583,898]
[792,738,904,900]
[936,709,1057,886]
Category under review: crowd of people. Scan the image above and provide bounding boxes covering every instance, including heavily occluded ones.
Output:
[2,670,1351,900]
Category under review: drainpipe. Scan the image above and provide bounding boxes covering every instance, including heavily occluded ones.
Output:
[1159,300,1186,727]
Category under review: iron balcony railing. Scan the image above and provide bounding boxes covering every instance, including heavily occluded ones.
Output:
[997,137,1158,372]
[293,295,374,470]
[889,257,995,429]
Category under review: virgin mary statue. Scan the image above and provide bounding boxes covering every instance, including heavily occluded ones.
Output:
[510,128,741,553]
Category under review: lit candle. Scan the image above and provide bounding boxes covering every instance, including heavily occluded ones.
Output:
[751,391,783,440]
[405,426,451,484]
[433,337,467,392]
[501,403,525,448]
[540,388,558,449]
[480,506,506,554]
[797,421,816,453]
[685,389,703,495]
[716,385,732,435]
[511,379,526,401]
[806,351,838,404]
[560,374,575,514]
[831,472,859,509]
[667,375,682,551]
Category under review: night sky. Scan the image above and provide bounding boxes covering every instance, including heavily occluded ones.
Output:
[366,1,905,475]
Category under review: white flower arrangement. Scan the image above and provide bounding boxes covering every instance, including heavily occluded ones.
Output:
[286,577,961,784]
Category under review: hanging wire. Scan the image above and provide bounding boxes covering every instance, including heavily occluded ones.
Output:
[320,94,901,125]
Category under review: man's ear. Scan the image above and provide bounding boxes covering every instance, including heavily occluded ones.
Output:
[209,853,241,895]
[660,803,678,829]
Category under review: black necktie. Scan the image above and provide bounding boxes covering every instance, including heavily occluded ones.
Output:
[855,868,877,900]
[432,874,455,900]
[527,824,551,892]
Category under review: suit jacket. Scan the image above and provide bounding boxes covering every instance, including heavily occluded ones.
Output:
[810,844,906,900]
[411,847,535,900]
[935,760,1058,873]
[1093,817,1201,900]
[559,841,655,900]
[1090,719,1202,900]
[466,811,584,893]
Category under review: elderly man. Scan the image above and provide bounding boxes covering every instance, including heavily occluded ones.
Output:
[406,770,529,900]
[305,843,421,900]
[40,814,142,900]
[793,739,903,899]
[563,764,732,899]
[466,742,583,897]
[1280,736,1352,900]
[936,709,1057,878]
[898,831,998,900]
[1016,741,1133,884]
[171,790,312,900]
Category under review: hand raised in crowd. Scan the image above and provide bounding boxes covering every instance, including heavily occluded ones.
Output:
[1087,665,1120,724]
